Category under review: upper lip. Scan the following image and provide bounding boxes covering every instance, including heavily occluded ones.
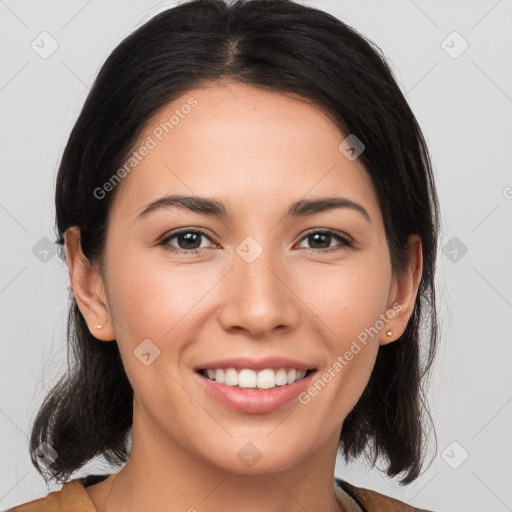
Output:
[195,357,316,372]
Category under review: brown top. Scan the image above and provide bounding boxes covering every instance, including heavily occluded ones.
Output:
[6,475,434,512]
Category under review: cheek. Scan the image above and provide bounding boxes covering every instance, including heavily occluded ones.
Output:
[107,243,392,360]
[106,249,213,338]
[297,252,392,341]
[293,255,390,416]
[104,254,214,423]
[104,249,227,390]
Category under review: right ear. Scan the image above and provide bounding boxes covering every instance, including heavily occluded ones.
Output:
[64,226,116,341]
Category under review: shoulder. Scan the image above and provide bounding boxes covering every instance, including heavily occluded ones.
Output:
[4,478,96,512]
[6,475,435,512]
[336,478,436,512]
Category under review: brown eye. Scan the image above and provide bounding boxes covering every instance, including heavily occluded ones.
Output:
[159,228,214,253]
[297,230,353,252]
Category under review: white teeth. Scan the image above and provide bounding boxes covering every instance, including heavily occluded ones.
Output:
[224,368,239,386]
[238,369,257,388]
[275,369,288,385]
[257,369,275,389]
[201,367,309,389]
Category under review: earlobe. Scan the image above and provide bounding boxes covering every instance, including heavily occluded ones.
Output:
[380,234,423,346]
[64,227,116,341]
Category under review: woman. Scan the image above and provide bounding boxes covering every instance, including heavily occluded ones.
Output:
[8,0,440,510]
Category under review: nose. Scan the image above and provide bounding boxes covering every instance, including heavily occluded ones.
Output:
[216,244,300,338]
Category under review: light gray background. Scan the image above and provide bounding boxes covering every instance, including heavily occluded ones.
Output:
[1,1,511,510]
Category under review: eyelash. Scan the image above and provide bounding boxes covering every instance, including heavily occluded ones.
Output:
[158,227,354,255]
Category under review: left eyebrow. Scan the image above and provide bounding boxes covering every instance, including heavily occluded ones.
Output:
[137,194,371,223]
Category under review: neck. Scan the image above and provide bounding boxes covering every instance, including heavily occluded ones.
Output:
[91,400,353,512]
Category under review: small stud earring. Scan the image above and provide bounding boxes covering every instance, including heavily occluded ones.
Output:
[386,330,392,337]
[96,324,103,330]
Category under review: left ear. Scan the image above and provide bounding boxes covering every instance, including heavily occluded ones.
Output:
[380,234,423,346]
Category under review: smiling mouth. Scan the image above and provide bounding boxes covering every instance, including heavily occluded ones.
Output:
[196,368,316,390]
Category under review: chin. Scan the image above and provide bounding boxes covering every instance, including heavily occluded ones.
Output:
[197,438,310,475]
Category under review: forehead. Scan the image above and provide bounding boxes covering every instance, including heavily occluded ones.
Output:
[110,82,379,222]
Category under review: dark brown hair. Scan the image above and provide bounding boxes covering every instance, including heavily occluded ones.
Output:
[30,0,440,485]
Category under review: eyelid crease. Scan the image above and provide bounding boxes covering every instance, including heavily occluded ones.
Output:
[157,227,357,254]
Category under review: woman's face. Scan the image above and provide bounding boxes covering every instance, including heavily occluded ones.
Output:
[69,82,420,474]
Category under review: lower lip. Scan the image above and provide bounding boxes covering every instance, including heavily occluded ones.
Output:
[195,370,316,414]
